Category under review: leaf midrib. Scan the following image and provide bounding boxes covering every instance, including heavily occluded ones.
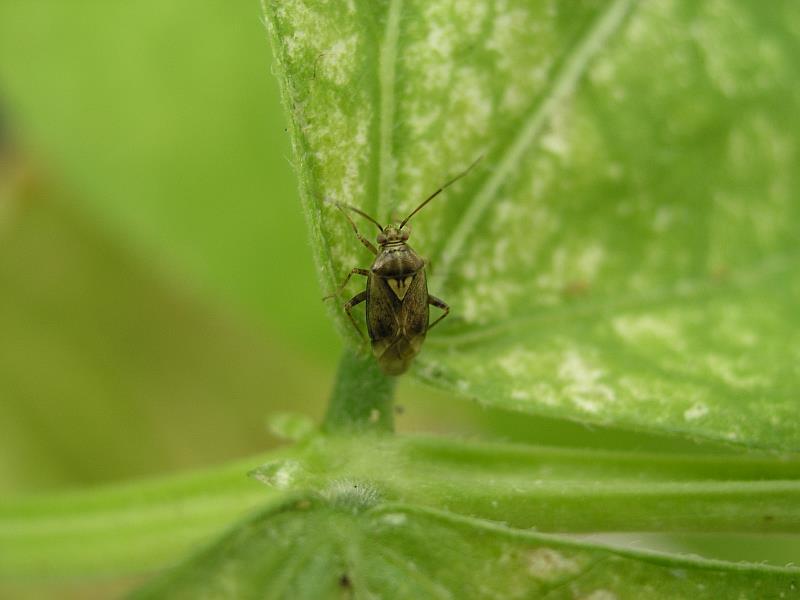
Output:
[372,503,800,576]
[376,0,403,220]
[433,0,641,287]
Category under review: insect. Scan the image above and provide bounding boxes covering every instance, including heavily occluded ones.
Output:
[326,157,481,375]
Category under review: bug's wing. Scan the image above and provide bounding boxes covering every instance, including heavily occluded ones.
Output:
[365,274,400,342]
[368,271,429,376]
[398,268,429,342]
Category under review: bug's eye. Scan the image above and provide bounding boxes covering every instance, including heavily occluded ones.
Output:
[401,230,409,240]
[377,233,387,244]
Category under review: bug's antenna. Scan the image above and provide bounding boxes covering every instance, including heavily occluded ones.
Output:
[336,202,384,231]
[399,155,483,229]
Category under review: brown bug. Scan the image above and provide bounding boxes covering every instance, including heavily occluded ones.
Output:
[326,158,481,375]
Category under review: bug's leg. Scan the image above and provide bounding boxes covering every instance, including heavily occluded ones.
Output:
[427,295,450,330]
[344,290,368,340]
[335,203,378,255]
[323,268,370,300]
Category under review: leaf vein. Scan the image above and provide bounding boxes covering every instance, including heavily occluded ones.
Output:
[434,0,640,285]
[376,0,403,219]
[429,252,794,347]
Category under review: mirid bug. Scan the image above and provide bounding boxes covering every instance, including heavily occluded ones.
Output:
[326,157,481,376]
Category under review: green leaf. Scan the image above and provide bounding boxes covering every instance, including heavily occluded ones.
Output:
[134,495,800,599]
[265,0,800,450]
[6,434,798,581]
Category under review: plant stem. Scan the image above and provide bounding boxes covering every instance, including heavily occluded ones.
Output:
[323,348,396,433]
[4,435,799,580]
[0,454,276,580]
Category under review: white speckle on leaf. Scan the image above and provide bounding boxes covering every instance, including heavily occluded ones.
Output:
[534,241,607,301]
[683,402,709,421]
[573,396,601,414]
[705,354,767,390]
[558,349,616,406]
[417,361,444,381]
[624,7,648,44]
[426,23,452,57]
[407,107,441,138]
[486,3,555,115]
[512,382,559,408]
[581,591,618,600]
[540,107,571,159]
[525,548,580,581]
[380,512,407,526]
[440,67,493,151]
[533,383,559,407]
[493,200,517,225]
[612,314,687,353]
[540,129,569,157]
[511,388,531,401]
[492,345,621,415]
[461,295,480,323]
[577,244,606,279]
[458,279,520,324]
[454,0,489,35]
[497,346,533,378]
[690,2,789,98]
[320,34,359,85]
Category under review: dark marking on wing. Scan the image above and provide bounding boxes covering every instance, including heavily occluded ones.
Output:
[367,270,429,375]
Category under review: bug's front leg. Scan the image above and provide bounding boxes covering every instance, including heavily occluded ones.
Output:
[344,290,368,340]
[427,295,450,330]
[323,268,370,300]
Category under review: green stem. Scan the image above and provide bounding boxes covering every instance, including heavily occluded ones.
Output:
[0,454,278,580]
[3,436,799,581]
[322,348,396,433]
[274,435,800,534]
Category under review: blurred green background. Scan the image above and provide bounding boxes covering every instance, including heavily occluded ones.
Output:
[0,0,337,492]
[0,0,753,497]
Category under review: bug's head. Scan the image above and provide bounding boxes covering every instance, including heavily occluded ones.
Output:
[377,225,409,246]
